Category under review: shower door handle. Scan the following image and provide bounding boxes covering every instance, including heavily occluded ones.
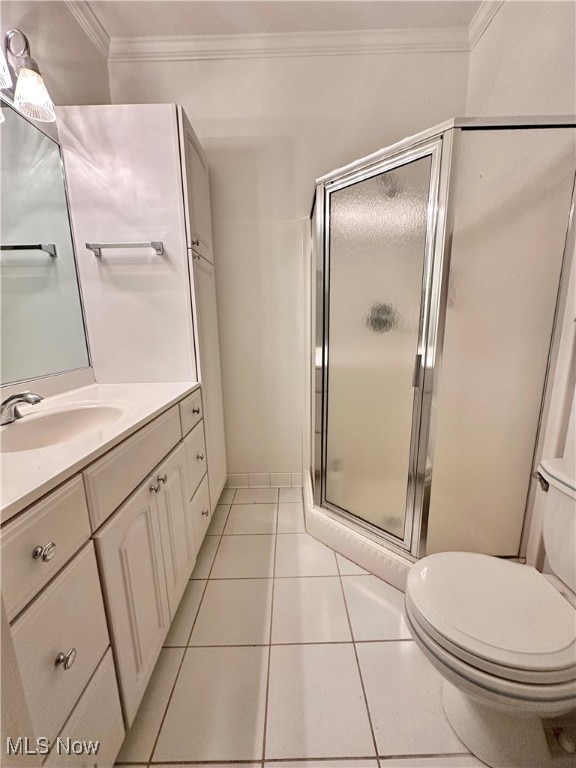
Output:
[412,354,422,389]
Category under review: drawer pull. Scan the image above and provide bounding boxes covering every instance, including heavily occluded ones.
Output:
[192,407,201,415]
[201,509,210,517]
[55,648,77,670]
[157,473,168,484]
[197,453,204,461]
[149,482,162,493]
[32,542,56,562]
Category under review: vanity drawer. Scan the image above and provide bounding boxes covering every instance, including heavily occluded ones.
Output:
[190,475,211,553]
[11,543,110,743]
[83,406,181,530]
[179,388,202,436]
[44,649,124,768]
[1,477,91,620]
[183,420,207,499]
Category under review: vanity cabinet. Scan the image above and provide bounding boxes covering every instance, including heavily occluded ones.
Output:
[1,387,214,766]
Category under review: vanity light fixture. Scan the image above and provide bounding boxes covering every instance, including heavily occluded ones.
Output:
[4,29,55,122]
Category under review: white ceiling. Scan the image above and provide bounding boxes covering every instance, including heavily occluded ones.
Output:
[87,1,482,39]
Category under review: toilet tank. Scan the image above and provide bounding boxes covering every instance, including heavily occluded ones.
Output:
[539,458,576,592]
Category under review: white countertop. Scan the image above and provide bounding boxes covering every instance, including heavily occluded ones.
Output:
[0,382,199,524]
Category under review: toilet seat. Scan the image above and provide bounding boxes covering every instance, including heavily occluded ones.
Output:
[406,552,576,685]
[405,598,576,711]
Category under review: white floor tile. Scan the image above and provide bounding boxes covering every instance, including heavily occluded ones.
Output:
[234,487,279,504]
[224,503,277,534]
[377,758,482,767]
[272,577,351,643]
[342,576,411,641]
[279,487,302,502]
[356,642,466,756]
[275,534,338,577]
[164,580,206,646]
[155,765,260,768]
[218,488,236,504]
[265,644,375,759]
[337,553,369,575]
[116,648,184,763]
[277,502,305,533]
[154,646,268,762]
[207,504,231,535]
[190,579,273,645]
[190,536,220,578]
[211,535,276,578]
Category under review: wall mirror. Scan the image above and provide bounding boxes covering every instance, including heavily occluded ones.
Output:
[0,97,90,385]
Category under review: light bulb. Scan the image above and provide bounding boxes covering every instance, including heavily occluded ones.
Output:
[0,48,12,89]
[14,67,55,122]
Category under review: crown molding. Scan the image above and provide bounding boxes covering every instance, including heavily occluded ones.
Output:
[468,0,505,49]
[65,1,110,60]
[108,27,470,63]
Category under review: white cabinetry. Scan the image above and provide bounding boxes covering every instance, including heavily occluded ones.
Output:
[179,108,214,262]
[93,471,171,726]
[0,389,213,766]
[155,444,197,616]
[190,253,227,505]
[60,104,227,511]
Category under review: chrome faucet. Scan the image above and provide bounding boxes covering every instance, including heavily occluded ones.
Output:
[1,392,44,426]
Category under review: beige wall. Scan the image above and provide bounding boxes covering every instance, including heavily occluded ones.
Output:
[466,1,576,116]
[110,52,469,474]
[0,1,110,106]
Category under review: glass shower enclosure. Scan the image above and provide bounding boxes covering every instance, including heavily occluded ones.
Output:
[311,118,575,559]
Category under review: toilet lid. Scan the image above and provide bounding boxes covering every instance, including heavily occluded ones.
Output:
[407,552,576,675]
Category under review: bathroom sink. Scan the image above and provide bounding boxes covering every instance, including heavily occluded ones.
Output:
[0,403,129,452]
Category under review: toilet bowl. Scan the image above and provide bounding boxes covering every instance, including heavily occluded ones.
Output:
[404,458,576,768]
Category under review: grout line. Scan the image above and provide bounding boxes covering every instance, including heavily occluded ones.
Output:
[336,554,381,763]
[147,504,233,764]
[162,638,414,649]
[261,500,279,766]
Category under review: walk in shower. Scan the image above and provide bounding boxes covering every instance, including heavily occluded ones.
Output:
[311,118,576,560]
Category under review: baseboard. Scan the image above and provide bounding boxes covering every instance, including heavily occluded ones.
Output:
[303,471,412,592]
[226,472,303,489]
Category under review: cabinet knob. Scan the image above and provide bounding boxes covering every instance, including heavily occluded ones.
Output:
[201,509,209,517]
[32,542,56,562]
[157,473,168,484]
[197,453,204,461]
[192,407,201,415]
[149,482,162,493]
[55,648,77,670]
[192,238,200,246]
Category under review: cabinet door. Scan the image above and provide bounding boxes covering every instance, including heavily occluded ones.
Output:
[191,253,227,507]
[93,478,169,727]
[189,476,212,555]
[155,444,197,617]
[178,107,214,262]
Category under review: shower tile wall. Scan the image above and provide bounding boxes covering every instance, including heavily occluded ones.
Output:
[115,489,482,766]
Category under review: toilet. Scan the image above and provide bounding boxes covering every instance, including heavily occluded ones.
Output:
[405,458,576,768]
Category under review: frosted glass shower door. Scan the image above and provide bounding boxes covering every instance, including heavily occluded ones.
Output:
[324,152,435,542]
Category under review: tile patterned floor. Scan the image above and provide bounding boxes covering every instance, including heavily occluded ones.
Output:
[115,488,482,767]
